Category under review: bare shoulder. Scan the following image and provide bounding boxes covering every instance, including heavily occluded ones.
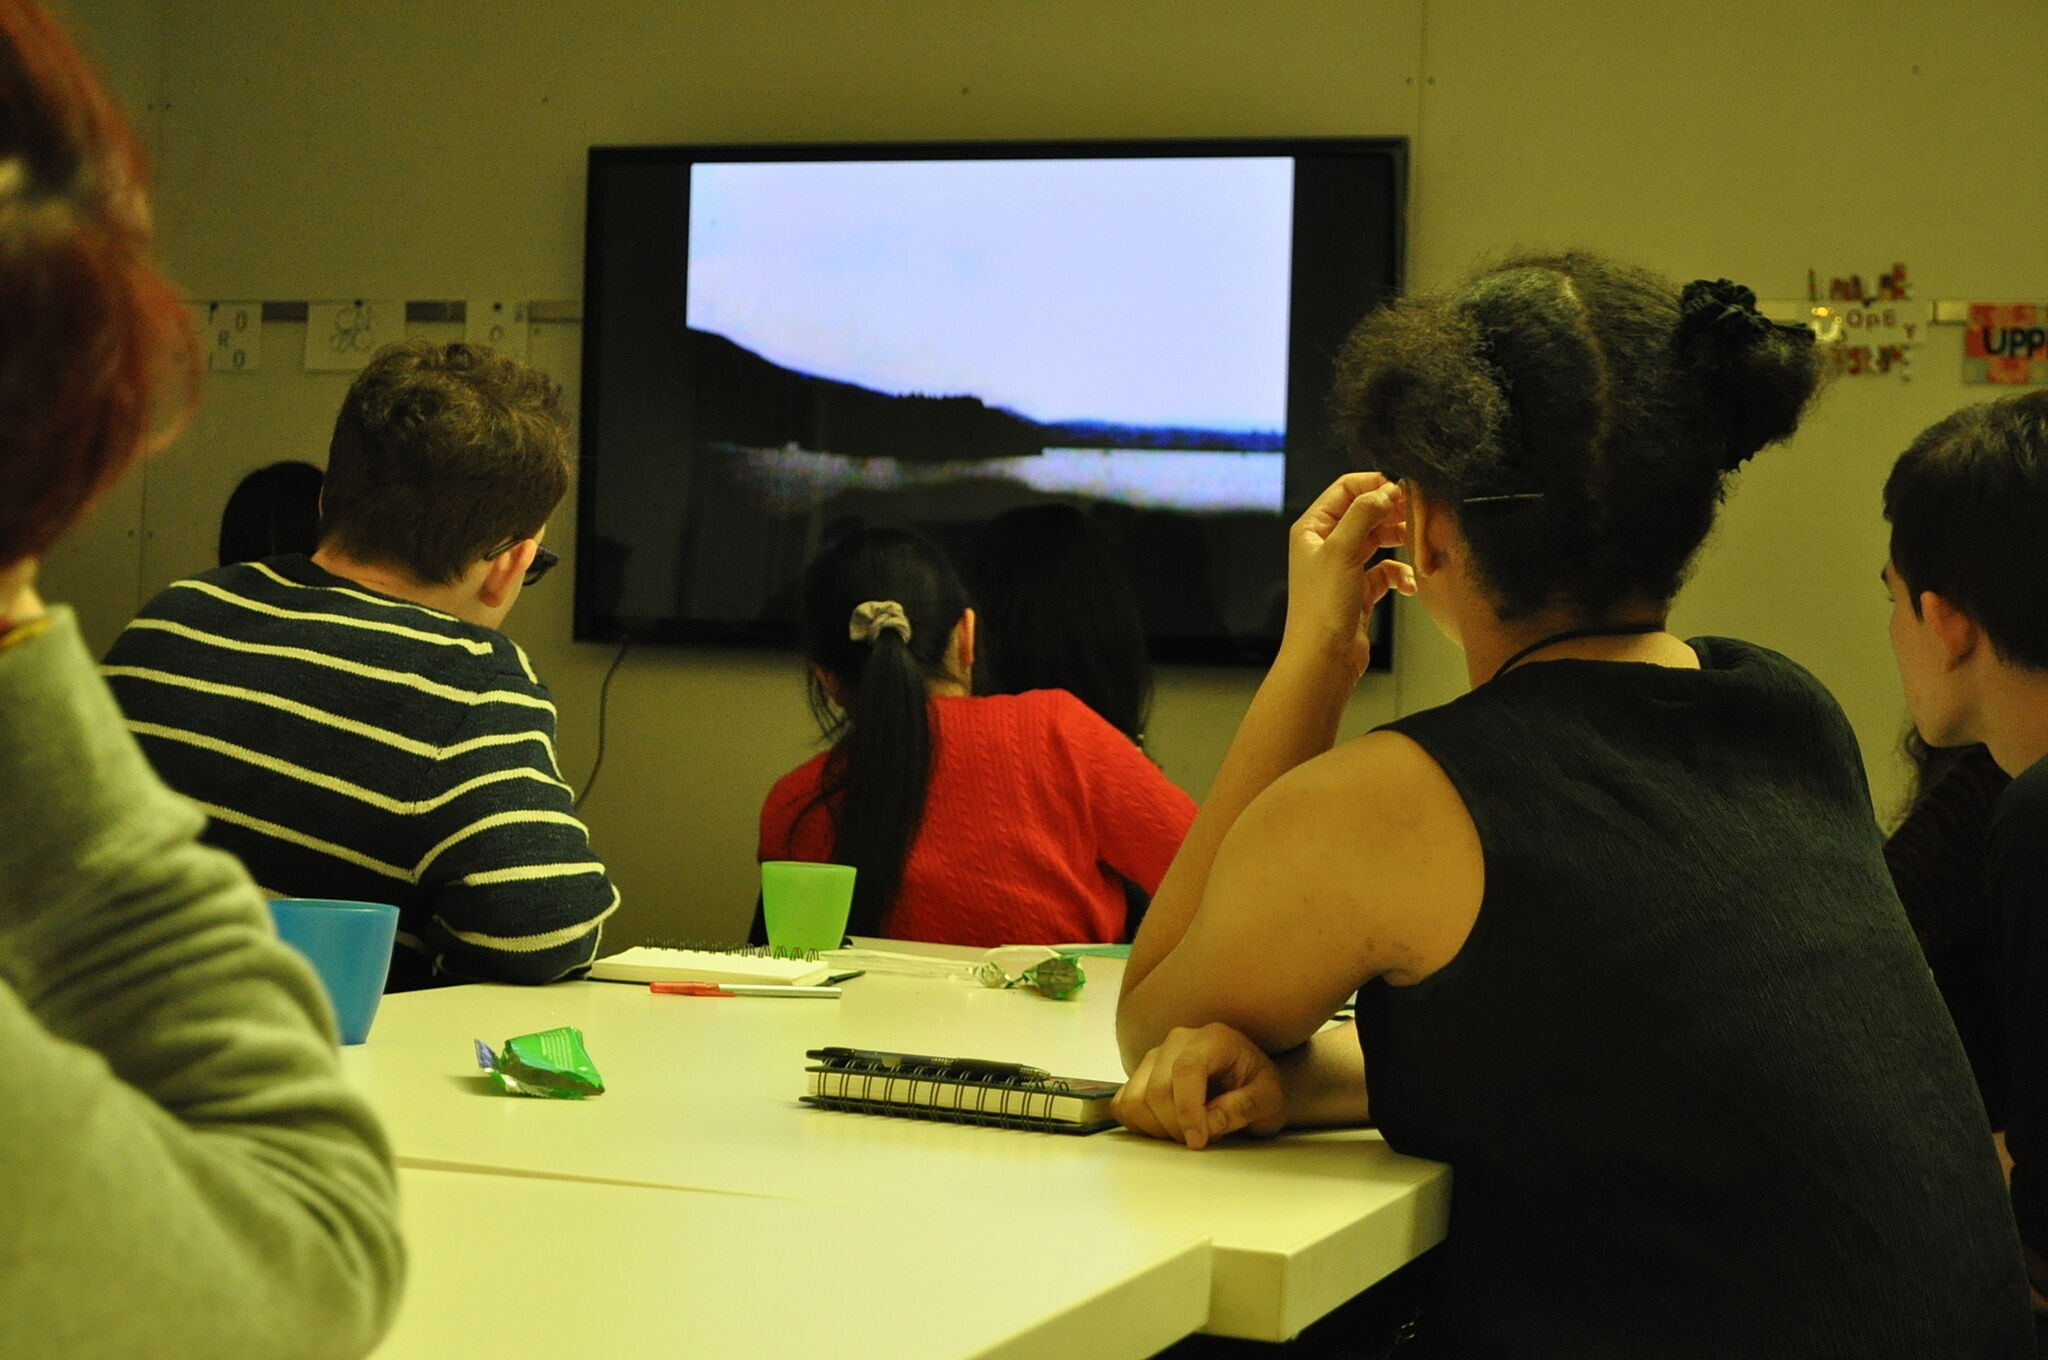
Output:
[1251,728,1468,843]
[1236,728,1484,986]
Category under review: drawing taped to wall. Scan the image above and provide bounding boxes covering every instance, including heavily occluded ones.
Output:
[303,300,403,372]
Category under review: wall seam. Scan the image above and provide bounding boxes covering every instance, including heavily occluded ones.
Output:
[137,0,170,613]
[1392,0,1432,720]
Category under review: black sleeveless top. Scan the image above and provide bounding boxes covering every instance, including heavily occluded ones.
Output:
[1361,638,2032,1359]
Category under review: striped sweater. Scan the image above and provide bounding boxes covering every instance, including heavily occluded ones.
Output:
[102,555,616,990]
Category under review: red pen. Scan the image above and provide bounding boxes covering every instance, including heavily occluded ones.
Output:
[648,981,842,998]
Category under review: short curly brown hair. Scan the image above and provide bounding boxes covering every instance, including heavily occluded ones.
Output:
[318,339,572,585]
[1331,251,1821,621]
[0,0,199,566]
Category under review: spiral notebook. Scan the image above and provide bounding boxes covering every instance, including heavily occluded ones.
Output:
[588,944,832,987]
[801,1047,1122,1134]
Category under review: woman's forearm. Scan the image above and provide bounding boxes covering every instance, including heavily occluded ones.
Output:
[1277,1024,1373,1129]
[1123,646,1355,997]
[1121,475,1410,1003]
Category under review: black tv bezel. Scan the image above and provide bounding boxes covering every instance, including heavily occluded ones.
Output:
[576,135,1408,666]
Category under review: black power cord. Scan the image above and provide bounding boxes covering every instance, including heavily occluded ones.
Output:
[573,640,631,812]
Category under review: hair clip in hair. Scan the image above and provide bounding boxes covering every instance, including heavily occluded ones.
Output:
[848,599,912,645]
[1460,492,1546,505]
[1803,306,1846,345]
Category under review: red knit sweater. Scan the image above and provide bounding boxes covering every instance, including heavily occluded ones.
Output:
[757,689,1196,947]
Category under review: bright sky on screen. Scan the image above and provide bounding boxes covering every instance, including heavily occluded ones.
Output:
[686,157,1293,434]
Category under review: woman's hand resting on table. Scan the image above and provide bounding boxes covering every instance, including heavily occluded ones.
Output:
[1112,1022,1289,1150]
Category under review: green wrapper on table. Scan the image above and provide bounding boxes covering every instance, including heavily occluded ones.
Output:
[975,948,1086,1000]
[473,1026,605,1098]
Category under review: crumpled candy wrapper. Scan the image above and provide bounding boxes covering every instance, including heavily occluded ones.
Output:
[976,945,1086,1000]
[474,1025,605,1098]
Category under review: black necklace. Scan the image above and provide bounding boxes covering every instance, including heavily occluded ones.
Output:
[1490,620,1666,683]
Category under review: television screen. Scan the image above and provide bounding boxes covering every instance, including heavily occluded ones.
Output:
[579,138,1405,667]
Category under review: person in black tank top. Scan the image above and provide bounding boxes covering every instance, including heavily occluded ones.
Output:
[1114,253,2033,1358]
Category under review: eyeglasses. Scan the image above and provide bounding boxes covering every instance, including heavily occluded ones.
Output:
[484,539,561,588]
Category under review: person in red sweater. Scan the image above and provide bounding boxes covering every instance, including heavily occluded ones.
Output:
[757,526,1195,947]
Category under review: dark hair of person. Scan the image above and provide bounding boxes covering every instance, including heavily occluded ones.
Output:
[1330,252,1822,622]
[0,0,199,567]
[967,503,1153,746]
[317,339,571,585]
[1896,727,2006,824]
[217,460,323,567]
[1883,388,2048,671]
[795,527,970,935]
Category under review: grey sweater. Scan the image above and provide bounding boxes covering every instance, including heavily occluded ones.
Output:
[0,608,404,1359]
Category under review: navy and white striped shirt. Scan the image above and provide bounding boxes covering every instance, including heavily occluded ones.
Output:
[103,555,616,990]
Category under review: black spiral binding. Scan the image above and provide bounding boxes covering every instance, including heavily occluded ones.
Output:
[642,938,820,962]
[799,1051,1116,1136]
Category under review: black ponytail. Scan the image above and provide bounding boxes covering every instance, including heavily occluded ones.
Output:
[795,527,970,935]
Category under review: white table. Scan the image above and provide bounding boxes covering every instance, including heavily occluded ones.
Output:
[342,954,1448,1340]
[372,1168,1209,1360]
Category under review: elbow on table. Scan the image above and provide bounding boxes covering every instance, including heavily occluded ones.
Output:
[439,938,599,987]
[431,894,612,986]
[463,954,592,987]
[1114,992,1169,1075]
[310,1208,407,1360]
[200,1144,407,1360]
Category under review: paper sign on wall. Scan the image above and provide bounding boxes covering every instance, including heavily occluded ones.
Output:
[304,300,404,371]
[1963,304,2048,384]
[1814,300,1926,379]
[197,300,263,372]
[1762,298,1922,379]
[1795,264,1921,381]
[466,299,530,360]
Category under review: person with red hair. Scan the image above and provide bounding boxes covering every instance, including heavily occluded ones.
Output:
[0,3,402,1355]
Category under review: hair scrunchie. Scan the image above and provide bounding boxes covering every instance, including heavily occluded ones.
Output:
[848,599,912,645]
[1679,277,1813,354]
[1679,278,1777,347]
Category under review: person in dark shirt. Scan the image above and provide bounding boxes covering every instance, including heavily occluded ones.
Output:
[1885,734,2012,1120]
[1883,389,2048,1319]
[966,502,1160,939]
[1115,254,2033,1358]
[105,341,617,989]
[966,502,1155,748]
[217,459,323,567]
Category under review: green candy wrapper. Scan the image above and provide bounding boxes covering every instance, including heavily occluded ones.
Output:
[474,1025,605,1098]
[974,953,1086,1000]
[1024,956,1085,1000]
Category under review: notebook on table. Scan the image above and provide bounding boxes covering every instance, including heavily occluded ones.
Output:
[801,1047,1123,1134]
[588,945,834,987]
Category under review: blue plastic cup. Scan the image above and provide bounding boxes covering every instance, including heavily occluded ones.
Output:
[267,898,399,1045]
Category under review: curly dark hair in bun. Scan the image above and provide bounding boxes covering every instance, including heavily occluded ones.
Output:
[1331,251,1821,621]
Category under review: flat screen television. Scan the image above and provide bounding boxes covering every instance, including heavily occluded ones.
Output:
[577,137,1406,668]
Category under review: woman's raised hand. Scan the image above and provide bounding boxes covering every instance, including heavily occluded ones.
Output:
[1282,472,1415,680]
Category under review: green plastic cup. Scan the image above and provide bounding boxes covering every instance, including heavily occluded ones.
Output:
[760,860,856,951]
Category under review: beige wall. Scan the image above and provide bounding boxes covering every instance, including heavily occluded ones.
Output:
[37,1,2048,944]
[1405,1,2048,831]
